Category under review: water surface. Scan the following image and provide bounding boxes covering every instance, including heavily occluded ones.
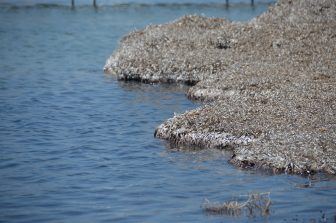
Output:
[0,2,336,223]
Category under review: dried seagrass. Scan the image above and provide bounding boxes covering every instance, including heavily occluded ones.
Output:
[202,192,271,217]
[105,0,336,175]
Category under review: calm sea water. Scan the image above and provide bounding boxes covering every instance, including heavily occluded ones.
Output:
[1,1,336,223]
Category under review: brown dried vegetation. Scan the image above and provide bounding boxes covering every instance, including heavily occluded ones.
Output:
[105,0,336,175]
[202,192,271,217]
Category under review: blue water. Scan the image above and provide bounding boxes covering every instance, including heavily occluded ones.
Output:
[1,2,336,223]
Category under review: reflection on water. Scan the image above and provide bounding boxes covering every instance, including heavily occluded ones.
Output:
[0,2,336,223]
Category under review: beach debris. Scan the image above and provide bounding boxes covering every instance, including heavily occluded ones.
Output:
[202,192,271,217]
[105,0,336,175]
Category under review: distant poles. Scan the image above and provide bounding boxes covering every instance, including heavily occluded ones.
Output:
[69,0,257,9]
[225,0,255,8]
[70,0,98,8]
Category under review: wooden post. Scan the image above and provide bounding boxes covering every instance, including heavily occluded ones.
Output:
[225,0,229,8]
[251,0,254,6]
[71,0,97,9]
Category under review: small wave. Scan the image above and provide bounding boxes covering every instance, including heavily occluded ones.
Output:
[0,3,69,10]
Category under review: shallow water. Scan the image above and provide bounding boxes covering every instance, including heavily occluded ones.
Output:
[1,2,336,223]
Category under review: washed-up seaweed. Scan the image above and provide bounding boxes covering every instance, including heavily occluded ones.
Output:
[105,0,336,175]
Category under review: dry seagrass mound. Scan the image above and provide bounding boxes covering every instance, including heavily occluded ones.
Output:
[105,0,336,175]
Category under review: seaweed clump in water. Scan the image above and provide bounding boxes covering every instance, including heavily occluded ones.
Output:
[202,192,271,217]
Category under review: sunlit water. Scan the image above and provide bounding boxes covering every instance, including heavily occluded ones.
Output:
[0,2,336,223]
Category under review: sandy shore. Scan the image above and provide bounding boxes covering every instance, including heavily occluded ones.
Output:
[104,0,336,175]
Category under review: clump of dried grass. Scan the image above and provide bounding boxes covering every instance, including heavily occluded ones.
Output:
[202,192,271,217]
[106,0,336,175]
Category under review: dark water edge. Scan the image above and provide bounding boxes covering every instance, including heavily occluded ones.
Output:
[0,2,336,223]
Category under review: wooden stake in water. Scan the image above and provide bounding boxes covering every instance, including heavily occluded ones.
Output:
[71,0,98,8]
[226,0,255,8]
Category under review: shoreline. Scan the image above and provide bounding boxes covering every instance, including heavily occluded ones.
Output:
[104,0,336,175]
